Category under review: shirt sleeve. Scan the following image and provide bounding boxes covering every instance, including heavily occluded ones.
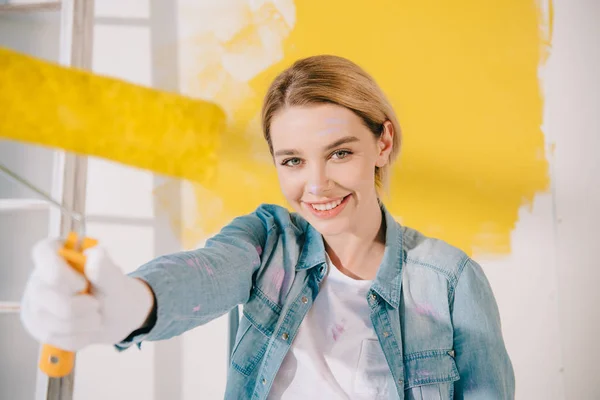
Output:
[451,258,515,399]
[115,206,275,350]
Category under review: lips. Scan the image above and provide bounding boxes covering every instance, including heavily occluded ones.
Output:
[303,195,351,219]
[309,197,344,211]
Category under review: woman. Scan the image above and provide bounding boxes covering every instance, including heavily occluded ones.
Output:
[21,55,515,399]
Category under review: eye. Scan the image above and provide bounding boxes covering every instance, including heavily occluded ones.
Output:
[282,157,302,167]
[331,150,352,160]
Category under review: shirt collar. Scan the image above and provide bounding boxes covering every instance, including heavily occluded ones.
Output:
[371,203,404,309]
[295,203,404,308]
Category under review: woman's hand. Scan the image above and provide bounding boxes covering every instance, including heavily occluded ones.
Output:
[20,238,155,351]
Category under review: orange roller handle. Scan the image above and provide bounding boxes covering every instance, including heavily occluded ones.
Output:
[39,232,98,378]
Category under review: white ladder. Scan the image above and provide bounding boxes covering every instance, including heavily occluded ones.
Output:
[0,1,94,399]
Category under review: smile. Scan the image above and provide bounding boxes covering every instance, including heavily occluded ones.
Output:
[310,198,344,211]
[303,195,351,219]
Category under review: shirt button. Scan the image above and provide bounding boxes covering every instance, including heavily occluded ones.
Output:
[261,378,266,385]
[370,293,377,301]
[448,350,456,357]
[398,379,404,386]
[282,333,289,340]
[301,296,308,304]
[383,331,390,337]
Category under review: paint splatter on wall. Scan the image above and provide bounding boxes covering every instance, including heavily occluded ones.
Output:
[158,0,552,256]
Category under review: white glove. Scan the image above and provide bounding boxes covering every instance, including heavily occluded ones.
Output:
[20,238,155,351]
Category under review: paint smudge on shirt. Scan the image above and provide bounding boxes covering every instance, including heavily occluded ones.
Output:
[271,268,285,291]
[332,322,346,341]
[186,258,197,267]
[415,303,438,318]
[192,304,202,312]
[184,255,215,276]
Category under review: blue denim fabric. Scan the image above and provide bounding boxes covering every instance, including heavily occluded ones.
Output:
[120,203,514,399]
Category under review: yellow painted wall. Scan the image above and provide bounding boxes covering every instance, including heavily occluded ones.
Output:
[166,0,552,255]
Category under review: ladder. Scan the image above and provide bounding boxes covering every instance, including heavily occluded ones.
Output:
[0,1,94,399]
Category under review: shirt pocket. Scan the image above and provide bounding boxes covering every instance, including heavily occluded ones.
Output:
[230,287,281,376]
[403,350,460,400]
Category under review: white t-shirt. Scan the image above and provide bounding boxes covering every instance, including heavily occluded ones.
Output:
[268,255,395,399]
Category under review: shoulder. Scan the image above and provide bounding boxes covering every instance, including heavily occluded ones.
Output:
[223,203,308,239]
[251,203,307,231]
[401,225,470,288]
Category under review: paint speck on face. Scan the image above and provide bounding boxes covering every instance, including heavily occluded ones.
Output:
[332,322,346,341]
[193,305,201,312]
[317,127,339,136]
[307,184,319,194]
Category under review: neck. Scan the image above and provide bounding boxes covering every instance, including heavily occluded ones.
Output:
[322,196,386,280]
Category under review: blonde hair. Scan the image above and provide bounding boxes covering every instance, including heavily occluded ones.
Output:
[262,55,401,190]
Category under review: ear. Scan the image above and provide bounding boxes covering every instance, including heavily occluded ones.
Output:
[375,120,394,167]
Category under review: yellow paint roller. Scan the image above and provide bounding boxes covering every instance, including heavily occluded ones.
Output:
[0,46,226,183]
[0,47,227,377]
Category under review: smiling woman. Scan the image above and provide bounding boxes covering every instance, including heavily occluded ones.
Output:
[263,55,402,192]
[21,54,515,400]
[271,104,391,238]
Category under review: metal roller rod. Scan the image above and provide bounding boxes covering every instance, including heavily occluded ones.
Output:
[0,162,86,247]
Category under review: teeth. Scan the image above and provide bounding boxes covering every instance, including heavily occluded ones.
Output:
[311,197,344,211]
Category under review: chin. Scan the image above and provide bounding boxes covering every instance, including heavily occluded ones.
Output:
[304,215,351,237]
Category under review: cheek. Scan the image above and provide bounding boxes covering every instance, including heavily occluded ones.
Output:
[276,169,304,201]
[331,159,376,188]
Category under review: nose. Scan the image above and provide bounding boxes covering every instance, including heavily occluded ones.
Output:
[306,163,331,196]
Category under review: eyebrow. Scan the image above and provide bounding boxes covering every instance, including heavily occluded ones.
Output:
[274,136,360,157]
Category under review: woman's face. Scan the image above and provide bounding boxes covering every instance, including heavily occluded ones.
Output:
[270,103,393,237]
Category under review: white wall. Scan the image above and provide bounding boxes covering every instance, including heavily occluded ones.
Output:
[544,0,600,397]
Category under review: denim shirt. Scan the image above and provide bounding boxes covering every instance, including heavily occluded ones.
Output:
[121,203,515,399]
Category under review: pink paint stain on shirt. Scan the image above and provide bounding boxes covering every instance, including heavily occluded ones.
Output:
[332,322,346,341]
[192,305,201,312]
[205,265,215,276]
[255,246,263,255]
[271,268,285,291]
[415,303,438,318]
[186,258,198,267]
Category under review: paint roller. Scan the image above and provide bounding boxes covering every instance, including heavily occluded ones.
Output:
[0,46,227,377]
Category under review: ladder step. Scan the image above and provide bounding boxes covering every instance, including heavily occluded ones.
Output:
[0,2,61,14]
[0,301,21,314]
[0,198,50,211]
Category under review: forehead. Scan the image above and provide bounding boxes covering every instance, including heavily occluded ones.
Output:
[269,104,371,150]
